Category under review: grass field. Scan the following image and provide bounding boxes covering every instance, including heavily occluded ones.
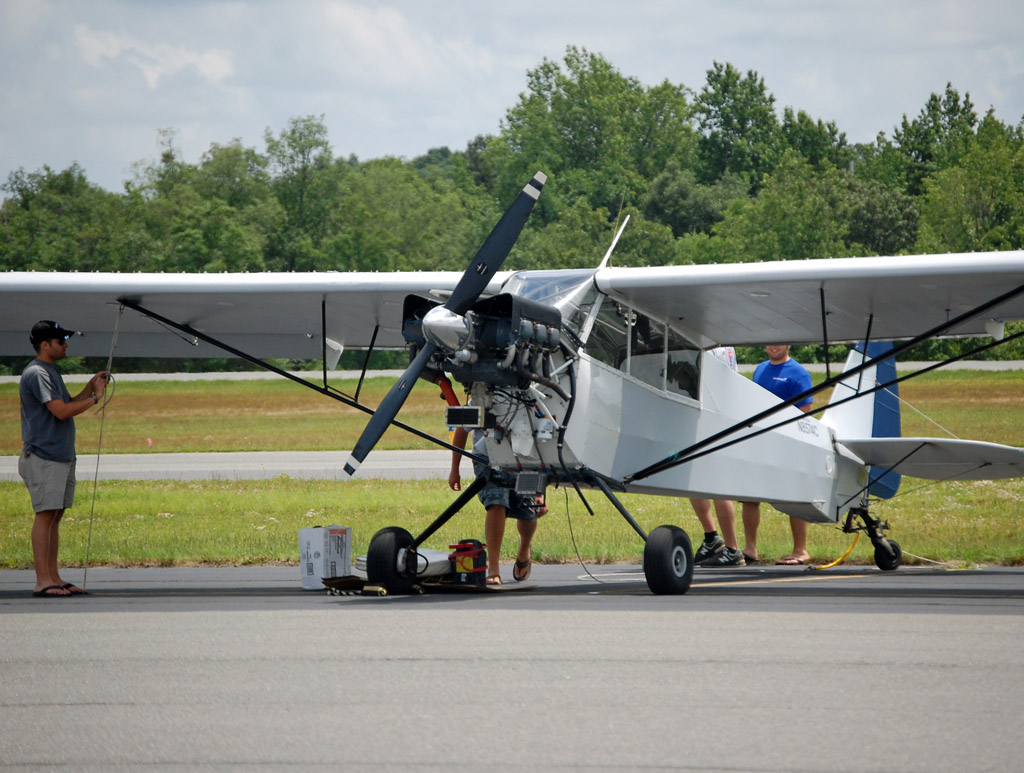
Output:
[1,370,1022,569]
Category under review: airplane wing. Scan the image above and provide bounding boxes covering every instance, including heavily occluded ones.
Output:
[2,251,1022,359]
[840,438,1024,481]
[595,252,1024,346]
[0,271,510,359]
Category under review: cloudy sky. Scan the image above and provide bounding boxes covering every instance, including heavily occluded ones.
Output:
[2,0,1023,192]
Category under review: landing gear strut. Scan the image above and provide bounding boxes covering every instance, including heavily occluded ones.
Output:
[366,476,489,594]
[589,475,693,595]
[844,507,902,571]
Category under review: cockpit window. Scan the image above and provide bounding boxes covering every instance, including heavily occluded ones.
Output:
[665,326,700,399]
[501,270,598,339]
[582,295,701,400]
[585,298,629,367]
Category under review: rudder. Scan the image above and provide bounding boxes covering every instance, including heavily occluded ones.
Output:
[823,342,901,498]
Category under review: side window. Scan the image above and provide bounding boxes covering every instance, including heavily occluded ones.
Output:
[583,298,701,401]
[585,298,629,367]
[666,326,701,400]
[628,313,666,391]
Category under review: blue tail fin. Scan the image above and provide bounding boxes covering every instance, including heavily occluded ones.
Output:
[858,341,901,499]
[823,341,901,498]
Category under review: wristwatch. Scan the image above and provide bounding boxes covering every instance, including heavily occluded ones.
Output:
[90,393,98,404]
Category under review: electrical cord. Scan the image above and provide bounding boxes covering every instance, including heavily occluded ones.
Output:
[83,307,123,589]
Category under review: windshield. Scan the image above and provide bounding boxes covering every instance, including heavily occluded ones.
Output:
[501,269,598,338]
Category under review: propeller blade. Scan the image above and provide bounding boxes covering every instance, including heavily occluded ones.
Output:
[342,342,436,479]
[342,172,546,479]
[445,171,546,315]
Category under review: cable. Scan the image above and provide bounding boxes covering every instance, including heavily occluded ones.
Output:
[562,488,607,585]
[891,388,960,439]
[810,533,860,571]
[82,306,123,589]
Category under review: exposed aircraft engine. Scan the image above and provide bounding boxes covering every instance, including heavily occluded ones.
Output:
[440,293,562,393]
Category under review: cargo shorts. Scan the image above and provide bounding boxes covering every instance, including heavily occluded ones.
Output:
[472,457,538,521]
[18,451,76,513]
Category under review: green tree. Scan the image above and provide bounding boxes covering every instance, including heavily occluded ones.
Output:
[325,158,490,273]
[891,83,978,196]
[711,150,857,262]
[264,115,340,270]
[1,163,150,271]
[487,46,696,221]
[643,160,749,237]
[781,106,849,170]
[695,62,783,189]
[194,140,273,209]
[845,177,919,256]
[128,133,272,272]
[915,111,1024,252]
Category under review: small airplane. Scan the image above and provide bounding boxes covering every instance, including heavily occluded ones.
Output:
[3,171,1024,595]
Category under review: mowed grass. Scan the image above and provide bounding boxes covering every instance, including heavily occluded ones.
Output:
[1,476,1022,569]
[0,376,447,455]
[1,370,1022,568]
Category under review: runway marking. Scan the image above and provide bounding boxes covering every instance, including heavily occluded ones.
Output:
[578,569,881,587]
[695,571,879,588]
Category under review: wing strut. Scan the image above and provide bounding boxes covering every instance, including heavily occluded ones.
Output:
[627,280,1024,483]
[819,288,831,381]
[117,298,485,464]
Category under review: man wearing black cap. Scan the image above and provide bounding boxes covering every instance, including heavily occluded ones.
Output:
[19,321,107,598]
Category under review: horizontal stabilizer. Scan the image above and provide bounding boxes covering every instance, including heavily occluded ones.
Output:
[839,438,1024,481]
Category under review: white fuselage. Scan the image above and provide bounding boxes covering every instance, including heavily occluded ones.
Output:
[480,350,868,523]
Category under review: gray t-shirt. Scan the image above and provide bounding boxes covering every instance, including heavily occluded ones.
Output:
[20,359,76,462]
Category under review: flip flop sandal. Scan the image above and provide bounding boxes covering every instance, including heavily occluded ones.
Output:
[33,585,71,598]
[513,558,532,582]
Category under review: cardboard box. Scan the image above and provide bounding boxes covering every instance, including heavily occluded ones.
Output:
[299,525,352,590]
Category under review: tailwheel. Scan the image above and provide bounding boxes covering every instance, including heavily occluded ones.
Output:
[366,526,417,594]
[873,539,902,571]
[844,507,903,572]
[643,525,694,595]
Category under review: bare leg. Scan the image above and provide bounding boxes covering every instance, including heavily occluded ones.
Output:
[713,500,739,550]
[32,510,69,595]
[516,518,537,563]
[741,502,760,560]
[689,498,715,533]
[782,517,811,563]
[485,505,507,582]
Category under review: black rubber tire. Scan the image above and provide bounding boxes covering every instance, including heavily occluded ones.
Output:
[366,526,417,594]
[643,525,694,595]
[874,539,903,571]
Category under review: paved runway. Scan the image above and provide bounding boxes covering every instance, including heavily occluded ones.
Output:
[2,563,1022,771]
[0,449,452,482]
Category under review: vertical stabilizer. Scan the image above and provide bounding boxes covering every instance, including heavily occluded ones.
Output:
[822,342,901,498]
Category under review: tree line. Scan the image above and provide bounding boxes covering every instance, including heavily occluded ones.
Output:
[3,47,1023,368]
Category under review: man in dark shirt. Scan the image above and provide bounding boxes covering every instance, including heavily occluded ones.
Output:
[19,321,107,597]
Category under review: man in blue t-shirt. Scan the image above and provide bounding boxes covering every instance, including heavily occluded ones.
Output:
[742,345,814,565]
[19,321,107,598]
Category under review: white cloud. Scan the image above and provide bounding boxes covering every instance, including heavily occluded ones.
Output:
[2,0,1023,191]
[74,23,233,89]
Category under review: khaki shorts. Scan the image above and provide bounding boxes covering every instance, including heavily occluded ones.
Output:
[18,452,76,513]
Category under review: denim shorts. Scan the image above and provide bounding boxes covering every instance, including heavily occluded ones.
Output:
[19,451,76,513]
[477,481,539,521]
[473,454,537,521]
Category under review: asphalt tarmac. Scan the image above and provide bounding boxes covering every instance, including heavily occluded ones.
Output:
[2,562,1023,771]
[0,449,453,482]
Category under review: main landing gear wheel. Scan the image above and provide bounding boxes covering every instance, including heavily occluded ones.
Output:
[643,525,694,595]
[366,526,417,594]
[874,539,903,571]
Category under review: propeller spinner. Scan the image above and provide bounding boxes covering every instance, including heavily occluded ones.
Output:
[341,171,547,479]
